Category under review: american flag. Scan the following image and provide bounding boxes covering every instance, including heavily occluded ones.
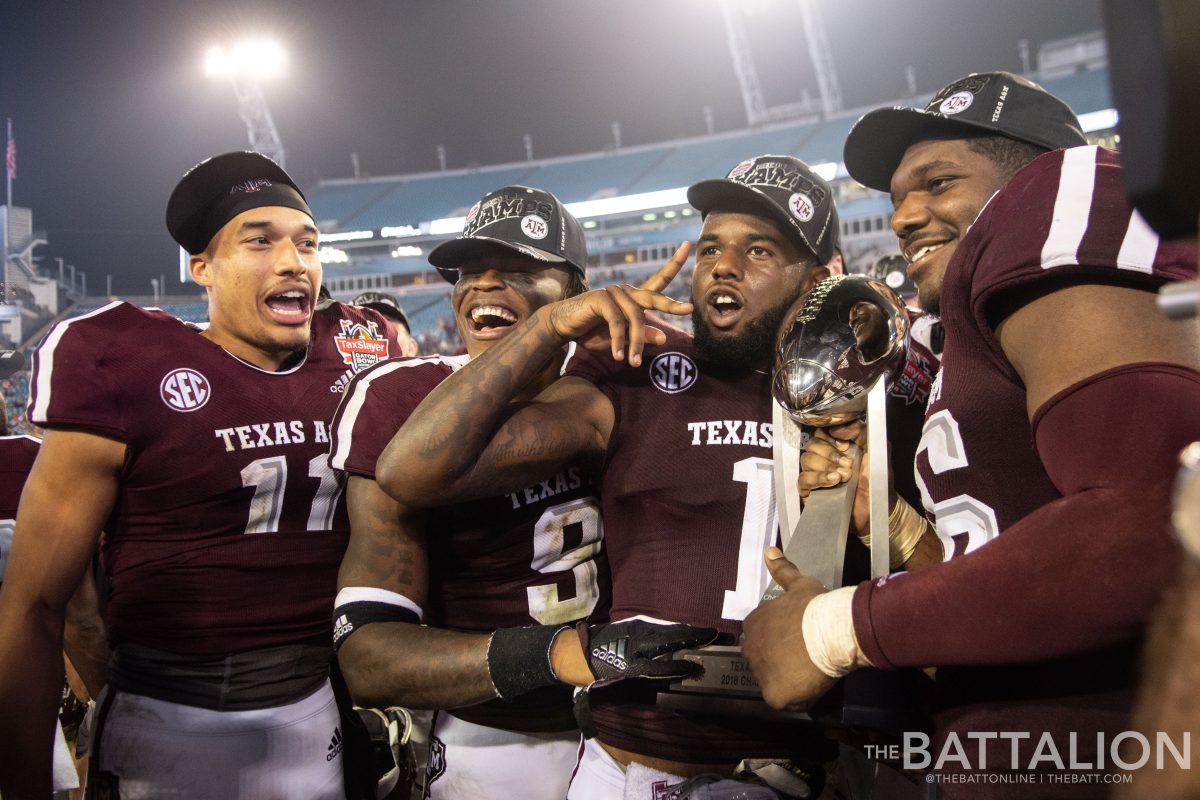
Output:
[4,137,13,181]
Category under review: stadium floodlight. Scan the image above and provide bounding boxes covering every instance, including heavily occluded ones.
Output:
[428,186,696,237]
[204,38,288,168]
[810,161,839,182]
[380,225,422,238]
[1078,108,1118,134]
[322,230,375,242]
[391,245,422,258]
[204,39,287,79]
[319,246,349,264]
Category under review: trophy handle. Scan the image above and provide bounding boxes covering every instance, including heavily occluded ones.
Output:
[766,402,859,599]
[866,377,891,579]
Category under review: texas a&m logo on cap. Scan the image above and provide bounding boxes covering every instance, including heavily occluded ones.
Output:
[939,91,974,115]
[650,351,698,394]
[229,178,274,195]
[928,74,990,116]
[333,319,389,373]
[160,368,211,412]
[789,192,815,222]
[520,214,549,240]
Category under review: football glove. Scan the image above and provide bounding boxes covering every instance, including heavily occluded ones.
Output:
[576,619,720,681]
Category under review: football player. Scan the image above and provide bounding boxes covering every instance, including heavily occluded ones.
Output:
[743,72,1200,797]
[374,156,858,798]
[330,185,719,799]
[0,151,402,798]
[0,357,84,795]
[351,291,420,358]
[331,185,602,799]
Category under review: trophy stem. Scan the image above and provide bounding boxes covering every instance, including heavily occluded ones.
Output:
[767,405,859,597]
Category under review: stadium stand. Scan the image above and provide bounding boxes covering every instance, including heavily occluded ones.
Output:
[5,59,1115,429]
[305,64,1116,351]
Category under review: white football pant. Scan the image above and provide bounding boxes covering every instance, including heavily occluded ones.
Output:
[425,711,582,800]
[92,681,344,800]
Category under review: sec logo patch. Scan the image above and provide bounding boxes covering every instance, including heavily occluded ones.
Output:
[650,351,698,394]
[160,368,211,412]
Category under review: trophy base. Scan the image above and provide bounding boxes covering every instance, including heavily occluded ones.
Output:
[655,646,817,723]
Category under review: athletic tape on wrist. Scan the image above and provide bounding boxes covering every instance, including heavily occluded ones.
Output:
[486,625,568,701]
[887,496,931,568]
[801,586,872,678]
[860,496,932,569]
[332,587,424,651]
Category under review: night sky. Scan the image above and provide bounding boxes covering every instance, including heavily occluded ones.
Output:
[0,0,1102,295]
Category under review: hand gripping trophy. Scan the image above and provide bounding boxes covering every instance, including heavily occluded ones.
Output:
[659,274,910,717]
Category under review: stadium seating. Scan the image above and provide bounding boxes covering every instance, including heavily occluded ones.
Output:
[523,149,670,202]
[318,165,539,231]
[21,67,1114,378]
[310,67,1113,237]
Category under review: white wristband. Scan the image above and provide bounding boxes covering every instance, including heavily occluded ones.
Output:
[801,586,873,678]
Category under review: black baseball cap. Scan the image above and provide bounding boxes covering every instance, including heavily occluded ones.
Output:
[428,185,588,283]
[167,151,313,255]
[843,71,1088,193]
[687,155,840,264]
[352,291,410,330]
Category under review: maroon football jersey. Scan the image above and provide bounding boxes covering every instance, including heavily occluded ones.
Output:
[869,147,1198,778]
[329,354,609,732]
[0,435,39,585]
[887,313,942,511]
[915,146,1195,555]
[26,300,399,655]
[563,330,820,762]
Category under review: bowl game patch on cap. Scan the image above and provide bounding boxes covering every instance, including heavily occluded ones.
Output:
[727,159,756,179]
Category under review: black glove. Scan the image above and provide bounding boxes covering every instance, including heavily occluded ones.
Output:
[576,619,720,681]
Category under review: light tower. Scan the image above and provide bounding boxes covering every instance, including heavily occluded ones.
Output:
[204,39,288,167]
[797,0,843,117]
[719,0,844,126]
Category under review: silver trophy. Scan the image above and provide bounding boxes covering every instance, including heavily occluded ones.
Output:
[768,274,910,590]
[659,275,910,715]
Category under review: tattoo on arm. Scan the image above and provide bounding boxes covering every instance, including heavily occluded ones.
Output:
[339,477,428,605]
[377,314,608,504]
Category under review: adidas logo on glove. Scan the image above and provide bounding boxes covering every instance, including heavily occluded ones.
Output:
[592,640,628,671]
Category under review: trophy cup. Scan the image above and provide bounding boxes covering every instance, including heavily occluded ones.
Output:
[768,274,910,589]
[658,275,910,718]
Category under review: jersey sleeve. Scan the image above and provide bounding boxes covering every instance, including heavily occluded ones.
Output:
[967,146,1197,329]
[328,358,451,479]
[560,342,622,405]
[27,304,128,440]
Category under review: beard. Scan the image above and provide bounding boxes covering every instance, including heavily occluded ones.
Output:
[692,294,796,375]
